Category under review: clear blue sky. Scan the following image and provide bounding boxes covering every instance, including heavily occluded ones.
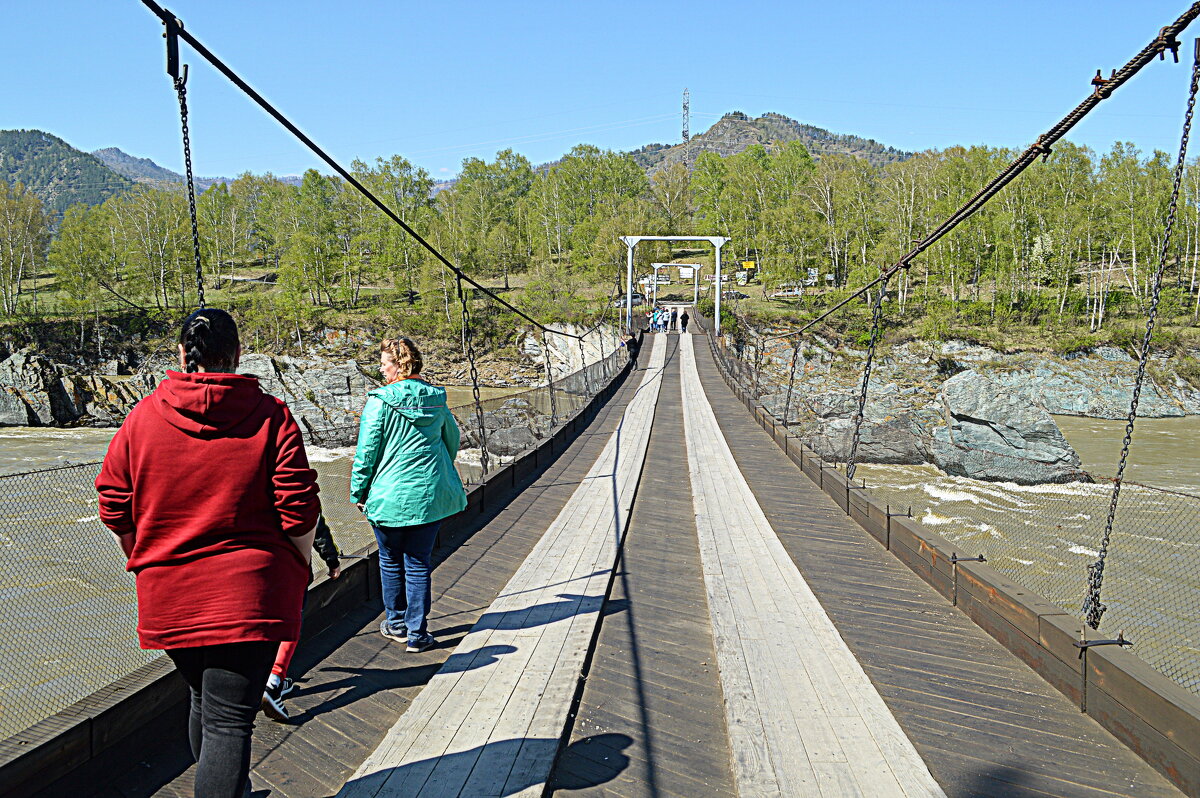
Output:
[4,1,1199,180]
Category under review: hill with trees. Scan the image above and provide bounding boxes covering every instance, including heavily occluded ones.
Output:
[0,130,131,218]
[92,147,236,193]
[631,111,910,172]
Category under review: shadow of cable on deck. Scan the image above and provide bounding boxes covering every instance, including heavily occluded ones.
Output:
[335,733,632,797]
[474,594,629,632]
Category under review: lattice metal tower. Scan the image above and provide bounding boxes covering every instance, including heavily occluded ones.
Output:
[682,88,691,169]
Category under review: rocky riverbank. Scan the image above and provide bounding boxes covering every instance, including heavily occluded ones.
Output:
[744,335,1200,484]
[0,322,623,454]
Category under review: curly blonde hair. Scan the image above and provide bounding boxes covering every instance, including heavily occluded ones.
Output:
[381,337,423,381]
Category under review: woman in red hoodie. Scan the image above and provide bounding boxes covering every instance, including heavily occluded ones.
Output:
[96,309,320,798]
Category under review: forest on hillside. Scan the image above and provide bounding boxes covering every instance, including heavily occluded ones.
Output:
[2,136,1200,356]
[0,130,132,219]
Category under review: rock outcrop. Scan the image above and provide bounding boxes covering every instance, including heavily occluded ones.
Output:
[930,371,1086,484]
[237,354,378,445]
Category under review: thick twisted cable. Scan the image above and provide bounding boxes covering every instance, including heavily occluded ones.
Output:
[141,0,583,341]
[846,276,888,482]
[455,275,490,477]
[1082,42,1200,630]
[765,3,1200,345]
[174,76,205,309]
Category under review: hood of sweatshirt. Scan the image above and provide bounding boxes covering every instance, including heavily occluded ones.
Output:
[370,378,447,428]
[154,370,269,435]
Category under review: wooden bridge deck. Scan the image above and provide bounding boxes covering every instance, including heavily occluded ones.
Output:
[89,330,1182,797]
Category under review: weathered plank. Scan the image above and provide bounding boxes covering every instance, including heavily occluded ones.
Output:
[679,333,946,798]
[339,336,668,797]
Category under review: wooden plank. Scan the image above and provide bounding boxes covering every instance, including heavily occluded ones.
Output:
[338,336,668,797]
[678,334,946,798]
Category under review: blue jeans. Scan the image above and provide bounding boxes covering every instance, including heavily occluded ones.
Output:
[373,520,441,640]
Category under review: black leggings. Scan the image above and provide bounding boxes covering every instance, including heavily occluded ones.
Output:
[167,641,277,798]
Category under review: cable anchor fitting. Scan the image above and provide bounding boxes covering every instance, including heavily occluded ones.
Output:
[1091,69,1116,99]
[1074,630,1133,657]
[1157,26,1182,62]
[1033,137,1053,162]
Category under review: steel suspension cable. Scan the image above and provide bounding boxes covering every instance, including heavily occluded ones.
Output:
[141,0,583,341]
[764,2,1200,345]
[1081,38,1200,631]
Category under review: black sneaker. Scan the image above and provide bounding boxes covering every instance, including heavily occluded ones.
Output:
[261,680,290,723]
[380,619,408,643]
[278,677,296,698]
[406,632,437,653]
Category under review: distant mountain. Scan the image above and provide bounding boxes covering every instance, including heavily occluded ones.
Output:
[0,129,132,217]
[91,147,236,192]
[630,111,910,172]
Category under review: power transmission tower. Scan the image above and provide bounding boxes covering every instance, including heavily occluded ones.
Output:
[682,88,691,169]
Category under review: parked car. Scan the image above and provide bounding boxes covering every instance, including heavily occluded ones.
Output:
[613,293,647,307]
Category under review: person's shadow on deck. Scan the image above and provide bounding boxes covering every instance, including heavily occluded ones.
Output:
[292,644,518,721]
[334,733,631,797]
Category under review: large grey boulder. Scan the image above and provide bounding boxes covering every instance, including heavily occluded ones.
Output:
[239,354,378,441]
[930,370,1087,484]
[0,351,78,425]
[485,426,539,457]
[0,387,33,425]
[805,414,928,465]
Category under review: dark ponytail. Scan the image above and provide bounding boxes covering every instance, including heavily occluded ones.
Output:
[179,308,240,374]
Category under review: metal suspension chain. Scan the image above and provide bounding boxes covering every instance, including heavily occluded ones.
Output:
[577,334,593,396]
[782,344,801,429]
[455,275,490,476]
[541,331,558,428]
[173,67,206,309]
[846,276,888,482]
[1082,40,1200,630]
[752,336,765,398]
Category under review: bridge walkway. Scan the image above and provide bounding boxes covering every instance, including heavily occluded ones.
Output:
[97,333,655,798]
[97,330,1181,797]
[554,330,1180,798]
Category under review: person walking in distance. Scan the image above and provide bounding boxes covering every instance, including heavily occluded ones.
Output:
[670,308,679,333]
[680,309,691,333]
[352,338,467,653]
[260,515,342,723]
[96,308,320,798]
[622,331,641,369]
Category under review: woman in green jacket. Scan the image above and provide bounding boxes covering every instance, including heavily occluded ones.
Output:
[351,337,467,652]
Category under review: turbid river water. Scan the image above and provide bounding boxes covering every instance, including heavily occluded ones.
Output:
[2,410,1198,738]
[0,384,530,739]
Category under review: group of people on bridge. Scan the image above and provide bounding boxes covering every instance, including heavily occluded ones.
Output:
[93,308,469,797]
[648,305,689,333]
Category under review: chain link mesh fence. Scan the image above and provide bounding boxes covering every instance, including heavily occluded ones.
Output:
[699,314,1200,697]
[0,343,628,744]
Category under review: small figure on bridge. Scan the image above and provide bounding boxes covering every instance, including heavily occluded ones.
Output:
[670,308,679,332]
[95,308,321,798]
[680,309,690,333]
[352,337,467,654]
[261,515,343,723]
[622,332,641,369]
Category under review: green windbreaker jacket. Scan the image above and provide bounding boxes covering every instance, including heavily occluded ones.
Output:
[350,378,467,527]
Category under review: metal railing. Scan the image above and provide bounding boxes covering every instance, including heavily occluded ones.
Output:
[698,312,1200,697]
[0,343,628,743]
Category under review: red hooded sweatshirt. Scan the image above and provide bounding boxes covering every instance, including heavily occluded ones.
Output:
[96,370,321,650]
